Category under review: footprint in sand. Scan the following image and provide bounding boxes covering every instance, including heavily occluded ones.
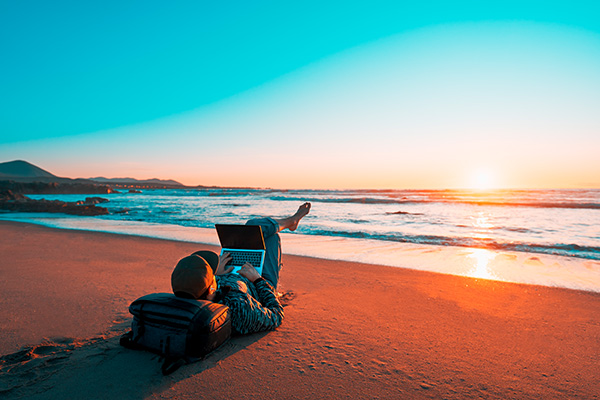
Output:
[277,291,297,306]
[0,340,76,396]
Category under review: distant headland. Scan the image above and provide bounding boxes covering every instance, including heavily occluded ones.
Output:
[0,160,190,216]
[0,160,187,189]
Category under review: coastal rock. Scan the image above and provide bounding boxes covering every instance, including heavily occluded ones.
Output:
[128,189,142,194]
[0,192,109,216]
[0,180,120,195]
[0,190,27,201]
[84,197,109,205]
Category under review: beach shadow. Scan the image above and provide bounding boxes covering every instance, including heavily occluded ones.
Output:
[0,320,269,400]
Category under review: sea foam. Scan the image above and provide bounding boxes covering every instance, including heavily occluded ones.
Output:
[2,212,599,293]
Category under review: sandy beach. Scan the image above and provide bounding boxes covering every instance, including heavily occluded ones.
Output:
[1,220,599,399]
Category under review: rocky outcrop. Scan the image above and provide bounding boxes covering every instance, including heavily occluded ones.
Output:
[81,197,109,205]
[0,190,109,216]
[1,190,27,201]
[0,180,120,195]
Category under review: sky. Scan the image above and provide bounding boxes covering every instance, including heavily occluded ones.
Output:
[1,1,599,189]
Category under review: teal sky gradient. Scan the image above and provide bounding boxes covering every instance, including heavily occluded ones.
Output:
[2,1,600,188]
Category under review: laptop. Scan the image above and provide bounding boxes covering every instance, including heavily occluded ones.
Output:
[215,224,266,275]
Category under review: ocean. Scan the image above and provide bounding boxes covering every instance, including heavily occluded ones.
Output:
[2,188,599,292]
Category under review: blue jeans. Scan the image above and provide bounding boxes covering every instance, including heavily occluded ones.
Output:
[245,217,281,289]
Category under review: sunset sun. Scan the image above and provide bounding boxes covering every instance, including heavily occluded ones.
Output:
[469,169,496,190]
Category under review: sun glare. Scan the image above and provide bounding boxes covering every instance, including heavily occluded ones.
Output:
[466,248,498,280]
[469,169,496,191]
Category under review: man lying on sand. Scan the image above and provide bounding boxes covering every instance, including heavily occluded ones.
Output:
[171,202,311,335]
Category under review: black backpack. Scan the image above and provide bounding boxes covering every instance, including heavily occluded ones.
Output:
[120,293,231,375]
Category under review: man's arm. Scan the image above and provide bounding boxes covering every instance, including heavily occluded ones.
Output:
[253,278,284,321]
[225,282,284,334]
[225,263,284,334]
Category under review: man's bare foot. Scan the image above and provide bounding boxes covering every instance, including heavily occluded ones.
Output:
[275,202,311,232]
[288,202,311,231]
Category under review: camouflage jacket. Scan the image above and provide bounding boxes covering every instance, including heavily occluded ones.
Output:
[215,274,284,335]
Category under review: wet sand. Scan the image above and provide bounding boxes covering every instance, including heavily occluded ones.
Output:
[1,221,598,399]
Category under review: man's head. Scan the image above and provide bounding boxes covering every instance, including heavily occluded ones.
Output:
[171,251,218,300]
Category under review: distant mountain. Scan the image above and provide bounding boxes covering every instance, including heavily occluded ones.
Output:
[0,160,185,188]
[89,177,184,186]
[0,160,57,179]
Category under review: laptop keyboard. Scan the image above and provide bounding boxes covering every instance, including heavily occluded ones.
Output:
[229,251,263,267]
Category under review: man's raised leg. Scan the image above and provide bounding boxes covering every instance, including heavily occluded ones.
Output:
[272,202,311,232]
[246,203,311,288]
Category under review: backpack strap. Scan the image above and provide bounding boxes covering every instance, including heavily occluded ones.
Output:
[120,330,143,350]
[122,331,186,375]
[132,303,146,343]
[161,357,186,375]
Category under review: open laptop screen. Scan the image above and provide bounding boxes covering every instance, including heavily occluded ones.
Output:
[215,224,266,250]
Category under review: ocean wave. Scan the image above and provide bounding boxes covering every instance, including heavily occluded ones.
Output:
[385,210,424,216]
[142,188,600,211]
[266,195,409,205]
[329,197,600,210]
[451,200,600,210]
[259,197,600,210]
[308,229,600,261]
[29,188,596,263]
[500,227,534,234]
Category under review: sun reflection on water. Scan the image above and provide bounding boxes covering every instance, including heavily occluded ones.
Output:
[470,211,495,240]
[466,248,498,280]
[473,212,493,229]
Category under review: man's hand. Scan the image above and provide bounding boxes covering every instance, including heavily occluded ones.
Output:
[215,252,234,276]
[238,262,261,283]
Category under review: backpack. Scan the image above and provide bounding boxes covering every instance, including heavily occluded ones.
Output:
[120,293,231,375]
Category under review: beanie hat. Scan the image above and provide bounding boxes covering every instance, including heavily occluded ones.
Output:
[171,254,215,299]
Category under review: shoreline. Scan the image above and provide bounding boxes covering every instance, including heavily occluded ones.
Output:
[1,220,599,399]
[2,215,599,294]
